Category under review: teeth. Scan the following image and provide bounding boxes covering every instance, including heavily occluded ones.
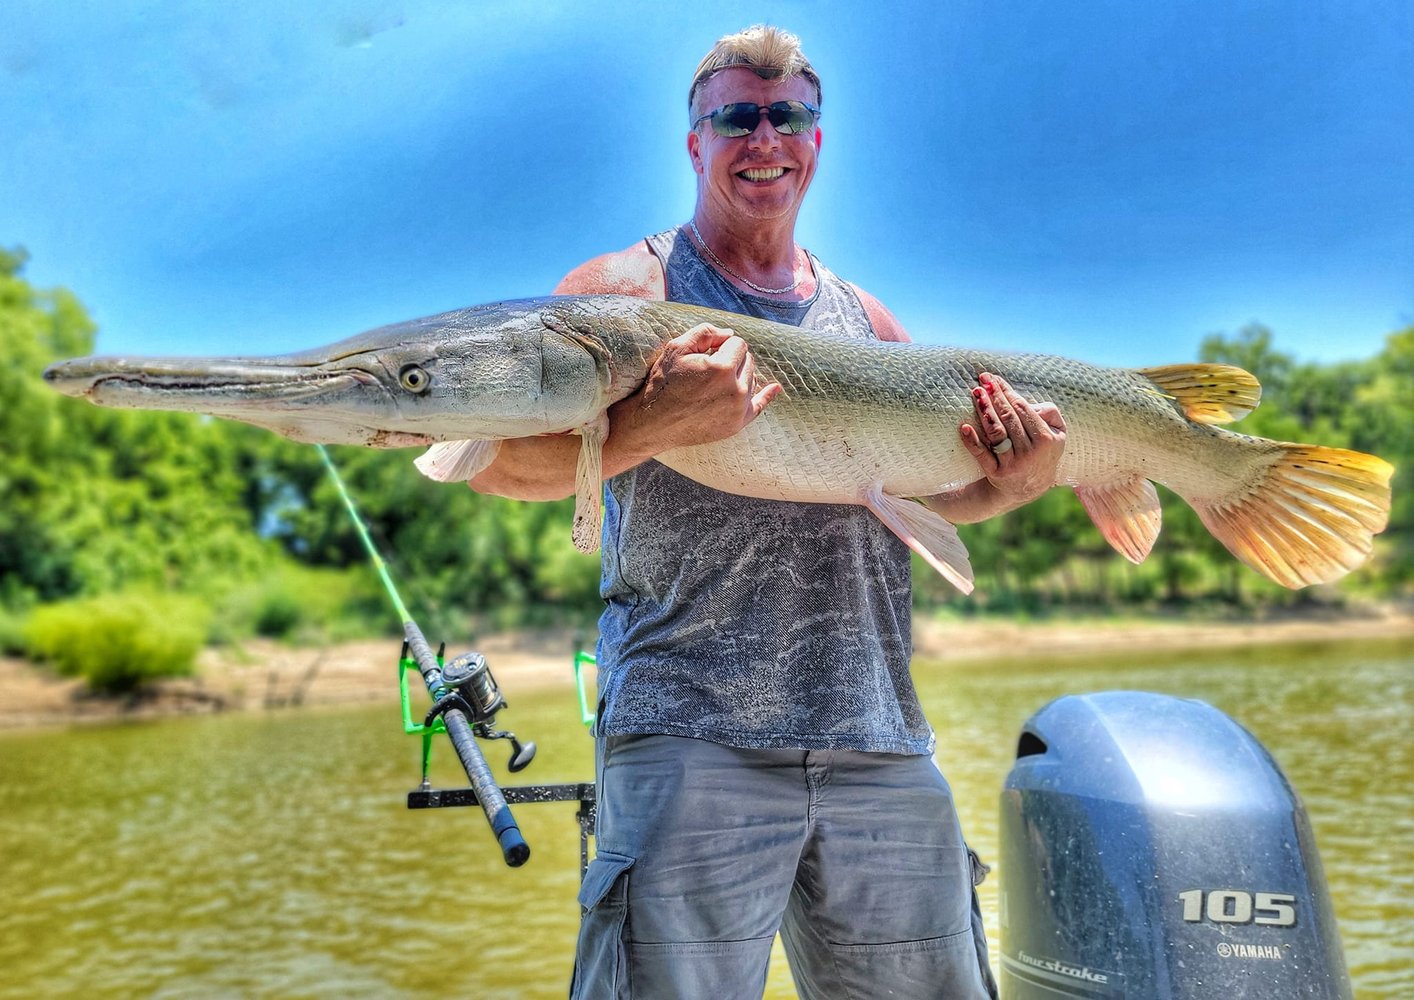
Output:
[740,167,785,182]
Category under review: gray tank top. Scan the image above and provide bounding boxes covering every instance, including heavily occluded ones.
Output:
[593,227,932,754]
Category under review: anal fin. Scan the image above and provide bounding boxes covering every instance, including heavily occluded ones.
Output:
[863,484,974,594]
[1074,478,1163,564]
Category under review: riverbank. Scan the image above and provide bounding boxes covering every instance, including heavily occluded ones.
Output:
[2,605,1410,731]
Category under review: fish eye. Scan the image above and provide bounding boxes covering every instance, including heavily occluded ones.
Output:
[399,365,430,393]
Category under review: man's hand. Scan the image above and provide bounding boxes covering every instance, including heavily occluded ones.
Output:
[612,322,783,458]
[923,372,1067,523]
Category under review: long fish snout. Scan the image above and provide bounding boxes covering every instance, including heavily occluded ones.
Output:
[43,356,339,396]
[42,355,378,404]
[40,297,618,445]
[43,357,109,397]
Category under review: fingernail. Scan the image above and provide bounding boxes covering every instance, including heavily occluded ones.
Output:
[972,386,984,398]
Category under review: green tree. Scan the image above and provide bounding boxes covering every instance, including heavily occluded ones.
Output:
[0,248,276,608]
[259,443,601,629]
[1350,329,1413,587]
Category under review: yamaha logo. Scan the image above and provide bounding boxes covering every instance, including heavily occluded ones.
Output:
[1217,941,1284,961]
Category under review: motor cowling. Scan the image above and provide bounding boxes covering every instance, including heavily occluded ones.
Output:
[999,691,1351,998]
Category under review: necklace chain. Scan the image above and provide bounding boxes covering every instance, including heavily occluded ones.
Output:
[689,219,805,295]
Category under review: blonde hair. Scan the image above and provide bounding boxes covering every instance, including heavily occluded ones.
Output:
[688,25,822,118]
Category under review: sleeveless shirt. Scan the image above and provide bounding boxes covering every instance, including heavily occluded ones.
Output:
[593,227,933,754]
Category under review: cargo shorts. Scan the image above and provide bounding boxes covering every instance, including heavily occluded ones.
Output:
[570,734,997,999]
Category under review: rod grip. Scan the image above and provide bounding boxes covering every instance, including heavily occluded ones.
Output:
[443,708,531,867]
[404,620,530,868]
[489,804,531,867]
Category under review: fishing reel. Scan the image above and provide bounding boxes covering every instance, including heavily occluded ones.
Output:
[437,651,536,772]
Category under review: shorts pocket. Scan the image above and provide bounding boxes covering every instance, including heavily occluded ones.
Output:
[627,936,776,999]
[571,851,636,1000]
[829,925,991,1000]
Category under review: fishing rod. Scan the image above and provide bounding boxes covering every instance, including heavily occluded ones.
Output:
[315,444,533,867]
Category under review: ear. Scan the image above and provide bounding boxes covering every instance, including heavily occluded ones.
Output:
[814,126,823,154]
[687,129,704,174]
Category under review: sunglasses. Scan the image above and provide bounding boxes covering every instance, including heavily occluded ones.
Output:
[692,100,821,138]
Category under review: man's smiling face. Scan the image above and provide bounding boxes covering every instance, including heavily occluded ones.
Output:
[688,66,822,224]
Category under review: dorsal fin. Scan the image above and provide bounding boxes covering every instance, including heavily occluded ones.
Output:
[1135,363,1262,424]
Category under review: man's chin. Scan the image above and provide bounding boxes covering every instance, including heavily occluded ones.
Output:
[730,190,800,221]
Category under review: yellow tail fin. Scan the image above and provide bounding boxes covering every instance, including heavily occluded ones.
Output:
[1136,363,1262,424]
[1194,445,1393,588]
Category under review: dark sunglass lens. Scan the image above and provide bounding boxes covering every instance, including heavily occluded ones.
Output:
[713,103,761,137]
[766,101,815,134]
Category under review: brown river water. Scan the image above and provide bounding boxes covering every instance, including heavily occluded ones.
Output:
[0,636,1408,998]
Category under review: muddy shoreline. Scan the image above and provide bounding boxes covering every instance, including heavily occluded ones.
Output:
[2,605,1410,732]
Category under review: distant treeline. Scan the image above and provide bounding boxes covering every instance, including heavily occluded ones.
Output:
[3,248,1409,654]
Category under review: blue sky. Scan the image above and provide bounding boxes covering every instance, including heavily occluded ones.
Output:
[3,1,1410,368]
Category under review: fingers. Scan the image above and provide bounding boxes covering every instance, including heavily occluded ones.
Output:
[976,373,1070,448]
[710,332,752,377]
[673,322,737,354]
[647,323,780,437]
[971,384,1011,449]
[958,420,1000,474]
[673,324,757,387]
[729,336,784,415]
[979,373,1032,449]
[982,373,1068,445]
[1034,401,1067,434]
[750,381,784,417]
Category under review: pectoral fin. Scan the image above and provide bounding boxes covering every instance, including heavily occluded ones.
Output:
[863,484,974,594]
[1074,478,1162,563]
[414,439,503,483]
[572,415,610,553]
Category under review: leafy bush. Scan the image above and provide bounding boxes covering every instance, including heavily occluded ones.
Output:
[23,592,209,693]
[254,589,304,638]
[0,606,28,656]
[205,564,381,644]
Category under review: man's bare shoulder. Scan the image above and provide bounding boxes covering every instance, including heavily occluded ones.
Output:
[850,284,912,344]
[555,241,666,299]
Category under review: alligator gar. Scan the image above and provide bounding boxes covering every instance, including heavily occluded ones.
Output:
[43,294,1393,592]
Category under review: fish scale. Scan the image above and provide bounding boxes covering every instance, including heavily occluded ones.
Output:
[609,303,1205,500]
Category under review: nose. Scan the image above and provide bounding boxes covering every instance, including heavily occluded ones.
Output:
[745,111,782,151]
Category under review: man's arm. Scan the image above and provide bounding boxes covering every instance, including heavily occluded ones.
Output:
[851,283,1067,523]
[473,259,1062,517]
[555,242,666,298]
[468,244,779,500]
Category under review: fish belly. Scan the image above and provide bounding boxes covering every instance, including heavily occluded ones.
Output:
[657,402,980,503]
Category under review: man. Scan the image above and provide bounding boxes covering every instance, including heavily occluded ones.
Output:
[471,25,1066,1000]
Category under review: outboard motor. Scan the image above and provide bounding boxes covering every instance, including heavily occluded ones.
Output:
[999,691,1351,998]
